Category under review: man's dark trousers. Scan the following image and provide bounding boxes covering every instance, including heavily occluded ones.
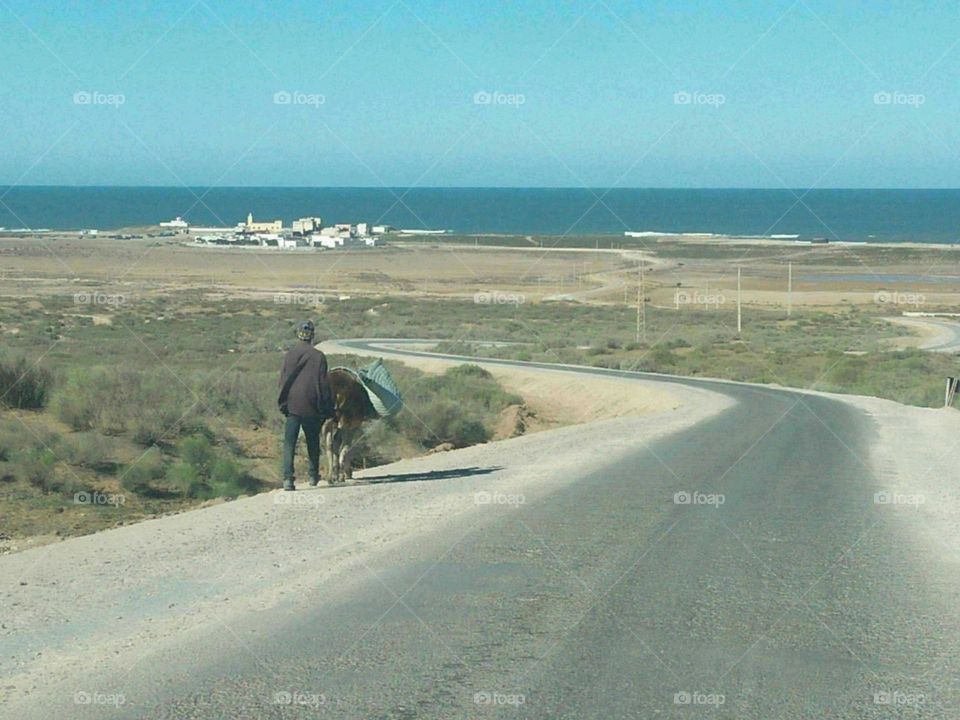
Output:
[282,415,322,484]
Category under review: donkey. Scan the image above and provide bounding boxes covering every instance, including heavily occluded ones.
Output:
[322,368,379,483]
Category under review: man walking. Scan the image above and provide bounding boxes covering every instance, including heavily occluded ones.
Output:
[278,320,334,490]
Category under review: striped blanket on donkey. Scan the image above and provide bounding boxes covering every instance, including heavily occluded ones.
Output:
[323,359,403,483]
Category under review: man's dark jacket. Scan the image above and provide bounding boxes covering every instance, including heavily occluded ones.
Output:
[278,341,334,418]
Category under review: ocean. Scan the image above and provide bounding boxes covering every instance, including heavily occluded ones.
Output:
[1,187,959,243]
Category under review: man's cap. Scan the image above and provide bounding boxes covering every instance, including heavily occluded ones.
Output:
[296,320,315,340]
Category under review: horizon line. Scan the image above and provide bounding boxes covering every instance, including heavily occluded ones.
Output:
[2,185,959,192]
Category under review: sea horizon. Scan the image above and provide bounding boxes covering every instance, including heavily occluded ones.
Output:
[2,186,960,243]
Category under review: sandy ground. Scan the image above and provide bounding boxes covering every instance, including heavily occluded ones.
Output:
[0,374,731,707]
[847,395,960,565]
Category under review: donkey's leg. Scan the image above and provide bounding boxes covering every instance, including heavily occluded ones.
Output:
[322,419,339,484]
[338,427,357,482]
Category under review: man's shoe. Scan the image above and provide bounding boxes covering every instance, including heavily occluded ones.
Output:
[283,479,296,491]
[308,477,320,487]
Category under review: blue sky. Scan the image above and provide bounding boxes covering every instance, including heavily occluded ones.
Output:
[0,0,958,187]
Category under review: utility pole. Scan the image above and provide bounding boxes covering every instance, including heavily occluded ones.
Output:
[737,266,742,334]
[788,262,793,317]
[640,262,646,343]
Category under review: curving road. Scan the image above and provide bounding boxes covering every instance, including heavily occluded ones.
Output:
[887,316,960,353]
[6,342,960,719]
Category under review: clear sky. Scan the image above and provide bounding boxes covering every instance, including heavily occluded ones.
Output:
[0,0,958,188]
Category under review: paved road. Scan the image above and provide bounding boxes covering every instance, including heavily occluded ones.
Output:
[887,316,960,352]
[11,343,960,718]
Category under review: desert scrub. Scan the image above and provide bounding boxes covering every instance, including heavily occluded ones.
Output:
[165,435,259,499]
[120,447,170,497]
[0,354,53,409]
[388,364,522,450]
[58,432,117,472]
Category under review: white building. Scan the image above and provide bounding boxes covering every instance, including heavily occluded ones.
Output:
[292,217,323,235]
[160,217,189,233]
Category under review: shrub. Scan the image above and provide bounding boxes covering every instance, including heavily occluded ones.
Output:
[0,419,21,461]
[120,447,168,496]
[11,447,60,490]
[0,355,53,409]
[52,367,196,444]
[196,370,271,427]
[414,399,491,448]
[165,435,257,499]
[60,432,115,471]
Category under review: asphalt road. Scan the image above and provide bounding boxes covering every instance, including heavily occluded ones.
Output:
[12,343,960,719]
[915,318,960,352]
[888,316,960,353]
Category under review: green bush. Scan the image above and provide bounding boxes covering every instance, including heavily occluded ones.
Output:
[120,447,168,496]
[165,435,257,499]
[11,447,60,490]
[418,399,488,447]
[59,432,115,471]
[52,367,196,444]
[0,355,53,409]
[0,419,21,461]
